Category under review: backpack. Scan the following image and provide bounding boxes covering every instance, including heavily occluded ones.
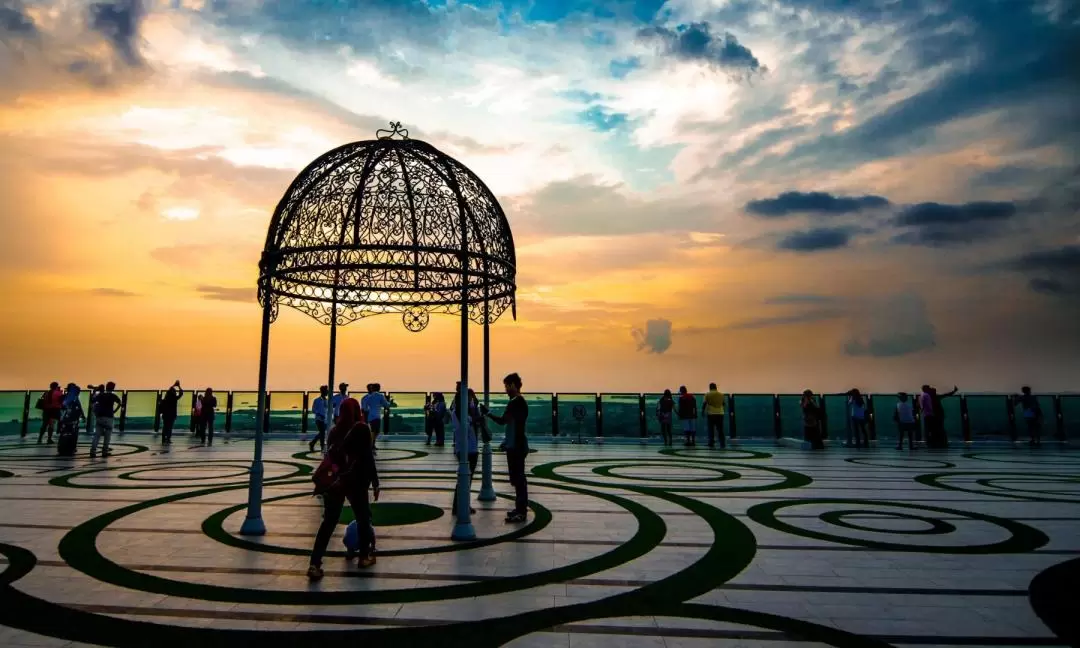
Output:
[312,425,355,495]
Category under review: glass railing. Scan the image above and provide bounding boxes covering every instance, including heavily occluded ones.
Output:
[601,393,641,438]
[1,388,1076,443]
[556,393,595,439]
[0,390,26,436]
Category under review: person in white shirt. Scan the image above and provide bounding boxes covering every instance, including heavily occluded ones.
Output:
[309,385,329,453]
[894,392,917,450]
[331,383,348,423]
[361,383,394,442]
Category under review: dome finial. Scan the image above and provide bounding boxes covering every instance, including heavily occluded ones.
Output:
[376,121,409,140]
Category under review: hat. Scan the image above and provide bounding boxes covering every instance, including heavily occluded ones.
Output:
[339,382,348,389]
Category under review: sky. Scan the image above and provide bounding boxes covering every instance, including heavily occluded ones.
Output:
[0,0,1078,394]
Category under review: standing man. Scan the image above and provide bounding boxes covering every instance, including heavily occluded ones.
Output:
[702,383,727,449]
[160,380,183,446]
[484,373,529,524]
[202,388,218,445]
[90,382,121,459]
[677,386,698,447]
[361,383,395,448]
[309,385,329,453]
[331,383,349,424]
[37,382,63,444]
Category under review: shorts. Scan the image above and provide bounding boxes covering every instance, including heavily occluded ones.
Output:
[369,418,382,435]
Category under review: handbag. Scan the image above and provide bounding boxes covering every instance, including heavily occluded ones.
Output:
[35,393,46,410]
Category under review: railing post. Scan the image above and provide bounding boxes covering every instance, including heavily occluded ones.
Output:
[867,395,877,441]
[595,394,603,437]
[153,391,162,433]
[1006,394,1017,441]
[20,390,30,437]
[263,391,272,435]
[301,392,310,435]
[772,394,782,439]
[1053,395,1065,441]
[552,394,559,436]
[189,391,198,432]
[118,391,129,433]
[225,392,235,434]
[960,395,971,443]
[638,393,647,438]
[729,394,737,439]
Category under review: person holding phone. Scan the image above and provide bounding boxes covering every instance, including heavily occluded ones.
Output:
[482,373,529,524]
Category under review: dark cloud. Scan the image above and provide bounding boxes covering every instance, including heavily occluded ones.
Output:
[895,201,1017,226]
[1029,277,1074,296]
[1005,245,1080,274]
[638,22,764,75]
[631,319,672,354]
[196,285,255,303]
[843,292,936,358]
[0,1,36,36]
[88,0,145,67]
[776,227,851,252]
[891,201,1021,248]
[745,191,890,217]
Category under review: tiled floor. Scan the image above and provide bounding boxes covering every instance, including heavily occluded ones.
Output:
[0,434,1077,647]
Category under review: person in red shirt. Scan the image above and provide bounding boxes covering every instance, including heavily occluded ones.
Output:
[36,382,63,444]
[677,386,698,447]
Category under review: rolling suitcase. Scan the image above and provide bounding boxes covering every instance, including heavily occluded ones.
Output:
[56,423,78,457]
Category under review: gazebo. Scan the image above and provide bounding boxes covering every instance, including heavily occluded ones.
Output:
[239,122,517,541]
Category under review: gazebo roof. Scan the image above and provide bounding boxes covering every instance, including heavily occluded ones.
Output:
[258,123,517,332]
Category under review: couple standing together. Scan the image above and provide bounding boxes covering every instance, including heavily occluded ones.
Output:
[306,372,530,578]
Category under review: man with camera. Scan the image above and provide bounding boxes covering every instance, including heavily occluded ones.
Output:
[89,382,121,459]
[160,380,183,446]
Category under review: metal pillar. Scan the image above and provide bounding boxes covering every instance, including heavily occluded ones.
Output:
[328,306,338,419]
[239,292,272,536]
[478,310,496,502]
[452,200,475,541]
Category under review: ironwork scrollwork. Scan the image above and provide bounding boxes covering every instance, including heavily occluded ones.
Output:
[260,123,516,332]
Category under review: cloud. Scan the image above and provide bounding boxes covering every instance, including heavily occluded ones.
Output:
[88,0,146,67]
[776,227,851,252]
[88,287,138,297]
[0,1,36,36]
[744,191,890,218]
[763,293,840,306]
[196,285,254,303]
[631,319,672,354]
[843,292,936,358]
[890,201,1022,248]
[998,245,1080,296]
[637,22,765,76]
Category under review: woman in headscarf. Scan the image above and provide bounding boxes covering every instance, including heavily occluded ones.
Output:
[307,397,380,580]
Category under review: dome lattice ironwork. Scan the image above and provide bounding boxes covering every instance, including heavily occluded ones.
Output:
[258,122,517,332]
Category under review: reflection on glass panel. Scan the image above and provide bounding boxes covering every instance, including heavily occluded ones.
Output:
[868,395,897,441]
[777,394,804,438]
[0,391,25,436]
[965,394,1009,440]
[124,391,158,430]
[557,393,596,438]
[821,394,847,441]
[387,392,426,435]
[231,392,260,432]
[644,393,666,437]
[1062,396,1080,440]
[269,392,304,433]
[601,393,640,438]
[734,394,774,438]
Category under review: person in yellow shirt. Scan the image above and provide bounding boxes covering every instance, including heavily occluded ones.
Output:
[702,383,727,449]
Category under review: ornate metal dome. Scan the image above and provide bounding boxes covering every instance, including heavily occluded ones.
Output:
[258,123,517,332]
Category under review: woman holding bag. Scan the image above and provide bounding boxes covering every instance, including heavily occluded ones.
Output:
[307,397,380,581]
